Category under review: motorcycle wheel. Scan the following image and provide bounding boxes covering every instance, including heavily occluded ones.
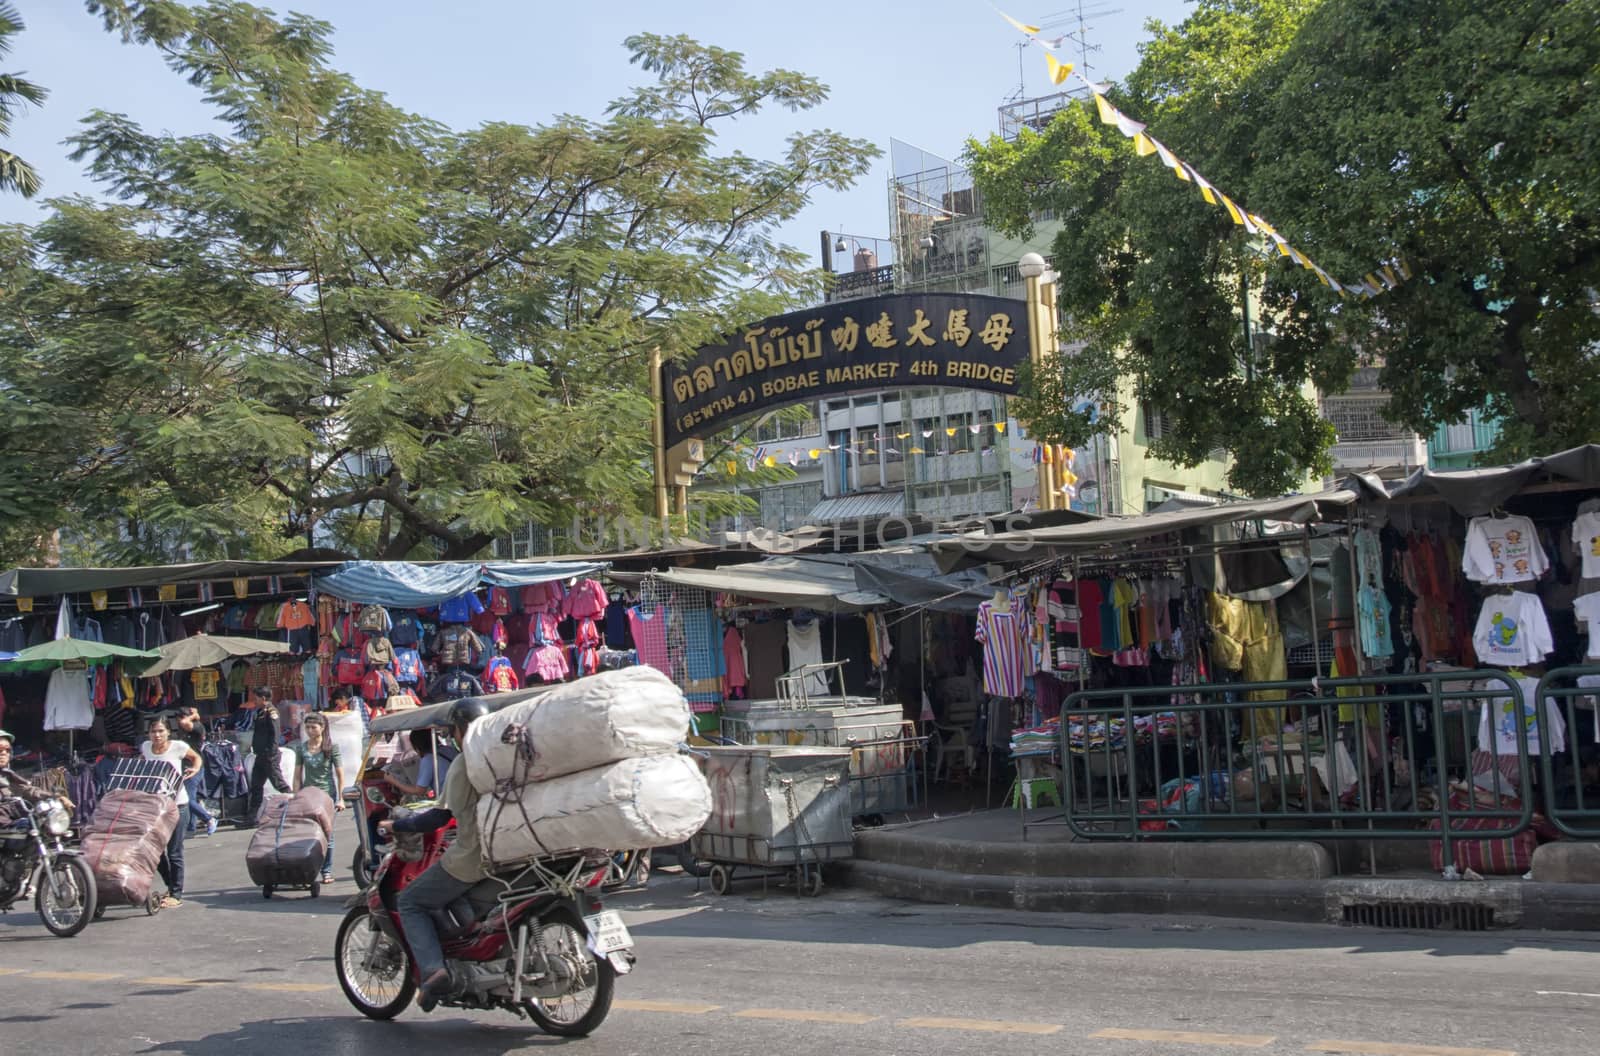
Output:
[521,905,616,1037]
[35,854,96,938]
[335,906,416,1020]
[351,847,374,889]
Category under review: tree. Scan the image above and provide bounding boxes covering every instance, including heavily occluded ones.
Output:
[0,1,875,564]
[968,0,1600,494]
[0,2,44,197]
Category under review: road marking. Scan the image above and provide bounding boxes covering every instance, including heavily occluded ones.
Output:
[735,1008,879,1025]
[135,977,225,987]
[239,982,332,993]
[1536,990,1600,999]
[614,999,721,1014]
[1095,1027,1276,1047]
[28,971,123,982]
[0,968,26,976]
[898,1016,1062,1035]
[1307,1042,1516,1056]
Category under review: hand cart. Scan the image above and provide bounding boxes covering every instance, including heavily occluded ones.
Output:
[90,757,182,919]
[689,745,853,897]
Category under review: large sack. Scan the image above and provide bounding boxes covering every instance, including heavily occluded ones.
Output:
[324,711,364,794]
[247,816,328,886]
[81,789,178,906]
[477,754,711,864]
[247,788,333,886]
[257,786,335,838]
[462,667,692,793]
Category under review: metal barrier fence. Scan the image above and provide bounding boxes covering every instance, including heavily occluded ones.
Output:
[1536,666,1600,839]
[1053,672,1537,876]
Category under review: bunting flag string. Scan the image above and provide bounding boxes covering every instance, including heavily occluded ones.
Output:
[723,421,1017,474]
[995,10,1408,301]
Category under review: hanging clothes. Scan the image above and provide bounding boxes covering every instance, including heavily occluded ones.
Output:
[44,668,93,731]
[1479,675,1565,757]
[723,625,748,693]
[626,605,671,676]
[785,618,828,695]
[973,595,1026,698]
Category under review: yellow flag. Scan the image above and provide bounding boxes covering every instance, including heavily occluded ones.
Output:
[999,10,1042,35]
[1194,176,1218,205]
[1381,265,1398,287]
[763,455,776,468]
[1133,132,1157,156]
[1277,241,1294,258]
[946,427,958,437]
[1094,94,1119,126]
[994,422,1007,434]
[158,583,177,602]
[1221,196,1247,226]
[1364,272,1381,290]
[1397,258,1413,281]
[726,461,738,475]
[1045,52,1074,85]
[16,597,32,613]
[808,449,821,459]
[91,590,109,611]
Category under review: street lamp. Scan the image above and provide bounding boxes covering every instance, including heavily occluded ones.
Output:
[1017,251,1046,279]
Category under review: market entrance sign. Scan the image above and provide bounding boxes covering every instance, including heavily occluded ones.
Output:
[659,293,1029,449]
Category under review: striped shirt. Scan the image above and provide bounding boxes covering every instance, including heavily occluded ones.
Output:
[974,597,1027,698]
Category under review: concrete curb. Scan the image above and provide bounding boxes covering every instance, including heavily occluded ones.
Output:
[838,859,1600,931]
[854,828,1336,880]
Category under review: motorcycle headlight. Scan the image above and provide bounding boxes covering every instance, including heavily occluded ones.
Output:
[36,799,70,836]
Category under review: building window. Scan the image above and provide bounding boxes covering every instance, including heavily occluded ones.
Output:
[758,481,824,532]
[855,427,879,465]
[1140,402,1168,443]
[948,412,974,453]
[753,412,821,443]
[882,421,905,462]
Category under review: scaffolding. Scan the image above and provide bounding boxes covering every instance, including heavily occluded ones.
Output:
[888,140,991,295]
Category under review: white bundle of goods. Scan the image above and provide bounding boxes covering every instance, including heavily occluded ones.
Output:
[461,666,692,793]
[477,753,712,864]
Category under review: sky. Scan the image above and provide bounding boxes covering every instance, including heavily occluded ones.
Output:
[0,0,1195,262]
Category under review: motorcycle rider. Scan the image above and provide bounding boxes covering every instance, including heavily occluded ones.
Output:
[0,729,45,825]
[376,697,490,1010]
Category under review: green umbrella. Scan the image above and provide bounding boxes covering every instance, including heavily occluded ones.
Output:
[140,633,292,676]
[3,638,160,672]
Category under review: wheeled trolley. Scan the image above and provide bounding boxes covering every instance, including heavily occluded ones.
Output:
[247,787,333,899]
[689,746,853,897]
[85,759,182,919]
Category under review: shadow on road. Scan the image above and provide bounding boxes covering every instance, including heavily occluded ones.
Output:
[132,1016,576,1055]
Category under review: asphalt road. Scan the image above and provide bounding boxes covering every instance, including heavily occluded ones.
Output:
[2,814,1598,1056]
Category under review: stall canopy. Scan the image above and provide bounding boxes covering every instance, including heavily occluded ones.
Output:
[638,556,888,612]
[927,490,1358,571]
[0,559,346,598]
[1347,444,1600,516]
[313,560,608,609]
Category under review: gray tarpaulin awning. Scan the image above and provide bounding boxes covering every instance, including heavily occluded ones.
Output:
[313,560,608,609]
[926,490,1359,571]
[1347,444,1600,515]
[0,559,347,598]
[642,557,887,612]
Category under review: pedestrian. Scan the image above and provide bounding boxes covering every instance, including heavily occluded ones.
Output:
[246,687,289,817]
[173,706,217,837]
[141,717,202,908]
[293,712,345,886]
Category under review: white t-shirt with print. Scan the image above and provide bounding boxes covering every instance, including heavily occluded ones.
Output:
[1471,591,1553,666]
[1572,512,1600,580]
[1478,676,1566,757]
[1463,514,1549,585]
[140,740,192,805]
[1574,592,1600,659]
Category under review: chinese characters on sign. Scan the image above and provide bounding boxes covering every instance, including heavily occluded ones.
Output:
[661,293,1029,447]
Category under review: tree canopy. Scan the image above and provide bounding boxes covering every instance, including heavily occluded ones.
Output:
[968,0,1600,495]
[0,1,874,564]
[0,2,46,197]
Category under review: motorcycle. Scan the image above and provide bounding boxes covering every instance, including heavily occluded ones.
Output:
[334,820,634,1036]
[0,795,97,937]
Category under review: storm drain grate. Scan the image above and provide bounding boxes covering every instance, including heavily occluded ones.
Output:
[1342,901,1495,931]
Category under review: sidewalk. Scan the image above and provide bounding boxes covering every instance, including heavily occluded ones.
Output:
[837,808,1600,931]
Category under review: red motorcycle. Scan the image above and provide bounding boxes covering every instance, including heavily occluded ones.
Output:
[333,820,635,1036]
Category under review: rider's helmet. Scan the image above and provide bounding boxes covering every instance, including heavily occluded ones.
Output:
[445,697,491,735]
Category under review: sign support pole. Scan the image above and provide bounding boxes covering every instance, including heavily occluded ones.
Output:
[1024,271,1053,511]
[650,347,670,523]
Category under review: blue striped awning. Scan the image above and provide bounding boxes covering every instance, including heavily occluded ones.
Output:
[314,560,606,609]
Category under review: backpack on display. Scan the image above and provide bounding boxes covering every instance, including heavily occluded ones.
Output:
[335,649,365,685]
[357,604,390,634]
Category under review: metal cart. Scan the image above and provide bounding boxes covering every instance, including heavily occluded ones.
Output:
[689,745,853,897]
[90,758,181,919]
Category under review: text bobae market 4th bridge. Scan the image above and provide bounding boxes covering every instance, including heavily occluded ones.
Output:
[659,292,1031,449]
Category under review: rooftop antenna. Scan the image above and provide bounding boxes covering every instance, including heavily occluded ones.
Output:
[1038,0,1122,79]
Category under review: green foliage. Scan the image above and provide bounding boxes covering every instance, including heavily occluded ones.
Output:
[0,2,46,197]
[967,0,1599,493]
[0,2,876,564]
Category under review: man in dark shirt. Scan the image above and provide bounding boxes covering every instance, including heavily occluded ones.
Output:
[246,688,290,817]
[174,706,218,836]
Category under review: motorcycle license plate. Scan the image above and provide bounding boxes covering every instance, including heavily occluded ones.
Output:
[584,911,633,955]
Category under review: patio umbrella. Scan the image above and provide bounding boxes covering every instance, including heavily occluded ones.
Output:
[3,637,161,672]
[139,633,292,676]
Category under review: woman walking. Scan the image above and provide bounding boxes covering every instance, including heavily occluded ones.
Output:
[141,717,202,908]
[293,712,345,886]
